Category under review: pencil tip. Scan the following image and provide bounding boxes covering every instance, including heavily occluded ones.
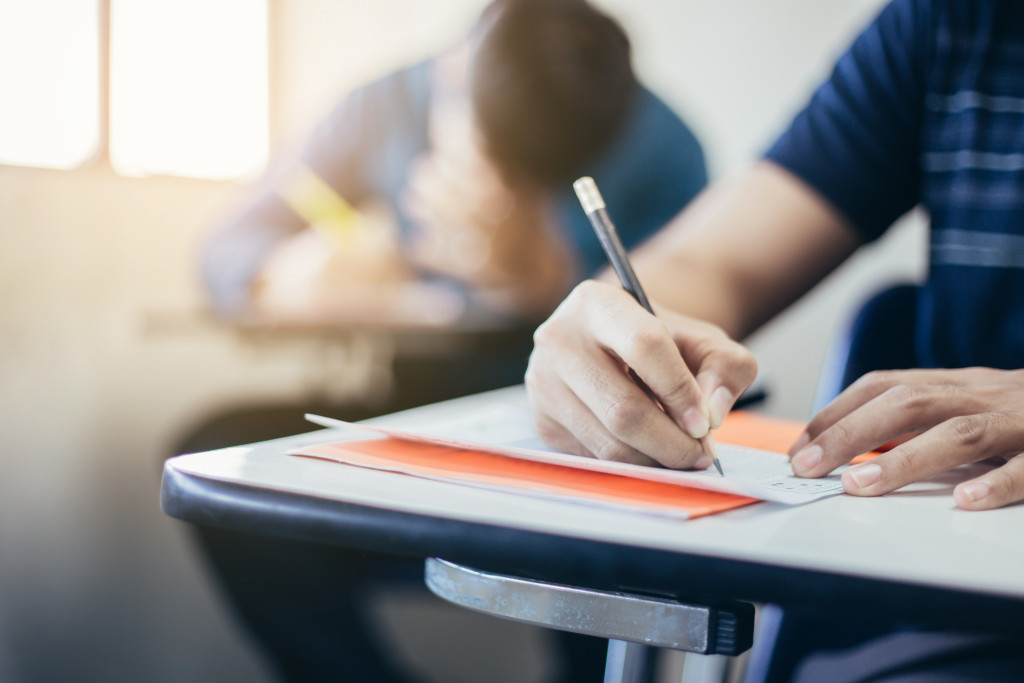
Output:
[698,433,722,475]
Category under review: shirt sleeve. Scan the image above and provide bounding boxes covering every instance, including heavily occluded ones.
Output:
[199,75,396,315]
[298,80,384,206]
[764,0,931,242]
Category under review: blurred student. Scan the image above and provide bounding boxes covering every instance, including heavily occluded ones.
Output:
[190,1,706,681]
[526,0,1024,679]
[201,0,704,330]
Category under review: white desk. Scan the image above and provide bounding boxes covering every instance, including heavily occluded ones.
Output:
[162,385,1024,634]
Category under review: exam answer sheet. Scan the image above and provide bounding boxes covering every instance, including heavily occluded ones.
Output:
[301,401,846,506]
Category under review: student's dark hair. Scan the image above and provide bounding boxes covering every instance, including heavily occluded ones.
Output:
[469,0,636,187]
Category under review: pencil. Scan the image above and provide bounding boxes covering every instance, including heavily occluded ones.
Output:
[573,176,723,476]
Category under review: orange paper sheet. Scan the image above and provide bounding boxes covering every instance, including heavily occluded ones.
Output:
[298,437,759,519]
[715,411,878,463]
[294,411,879,519]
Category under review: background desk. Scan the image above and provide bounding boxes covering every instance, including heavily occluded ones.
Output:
[164,303,536,456]
[162,386,1024,637]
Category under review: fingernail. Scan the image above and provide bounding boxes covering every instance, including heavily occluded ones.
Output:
[844,463,882,490]
[695,454,712,469]
[960,481,991,503]
[709,387,733,428]
[790,432,810,456]
[682,407,709,439]
[791,445,822,474]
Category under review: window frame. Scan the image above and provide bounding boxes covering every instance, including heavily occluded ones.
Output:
[0,0,273,181]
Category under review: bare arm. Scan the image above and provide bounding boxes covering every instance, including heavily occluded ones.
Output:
[628,161,861,339]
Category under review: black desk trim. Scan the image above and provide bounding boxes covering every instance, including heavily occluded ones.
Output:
[162,463,1024,635]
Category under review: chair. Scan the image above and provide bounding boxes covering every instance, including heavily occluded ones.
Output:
[812,283,920,413]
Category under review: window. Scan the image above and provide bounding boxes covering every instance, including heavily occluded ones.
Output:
[0,0,102,170]
[0,0,268,180]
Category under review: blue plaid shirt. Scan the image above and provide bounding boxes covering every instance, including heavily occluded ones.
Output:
[767,0,1024,370]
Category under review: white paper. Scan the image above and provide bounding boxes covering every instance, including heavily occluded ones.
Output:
[304,408,845,505]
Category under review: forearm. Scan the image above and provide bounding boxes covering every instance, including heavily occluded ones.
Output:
[627,162,861,340]
[201,194,304,316]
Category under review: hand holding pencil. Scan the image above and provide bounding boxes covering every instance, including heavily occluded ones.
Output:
[522,178,757,473]
[573,176,723,475]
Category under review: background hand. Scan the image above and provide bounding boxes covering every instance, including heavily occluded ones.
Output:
[789,368,1024,510]
[251,212,464,325]
[400,129,577,319]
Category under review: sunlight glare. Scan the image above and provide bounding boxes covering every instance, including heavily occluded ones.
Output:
[0,0,101,170]
[109,0,269,180]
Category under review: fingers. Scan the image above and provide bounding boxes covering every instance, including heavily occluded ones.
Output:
[403,149,511,235]
[528,373,663,468]
[790,380,983,477]
[794,368,1007,457]
[529,315,707,469]
[787,367,1024,510]
[954,453,1024,511]
[526,280,757,469]
[841,412,1024,499]
[569,284,710,440]
[527,281,740,469]
[796,370,956,453]
[583,286,754,440]
[670,317,757,428]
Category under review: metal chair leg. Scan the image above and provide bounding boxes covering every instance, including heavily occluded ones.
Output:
[604,639,656,683]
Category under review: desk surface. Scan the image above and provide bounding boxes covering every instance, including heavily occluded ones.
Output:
[162,386,1024,634]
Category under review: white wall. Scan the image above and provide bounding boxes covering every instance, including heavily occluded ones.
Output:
[0,1,924,681]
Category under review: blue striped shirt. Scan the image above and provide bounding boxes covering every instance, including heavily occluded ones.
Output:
[767,0,1024,370]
